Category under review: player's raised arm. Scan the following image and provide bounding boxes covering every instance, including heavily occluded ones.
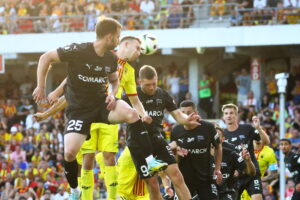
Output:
[48,78,67,105]
[252,116,270,145]
[33,50,60,104]
[33,95,67,122]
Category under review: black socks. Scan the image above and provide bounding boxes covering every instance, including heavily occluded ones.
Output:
[64,159,78,189]
[127,119,153,157]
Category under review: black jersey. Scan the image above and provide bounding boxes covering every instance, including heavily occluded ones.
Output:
[124,86,177,130]
[171,120,220,184]
[224,124,261,176]
[284,151,300,184]
[57,42,118,109]
[219,142,247,193]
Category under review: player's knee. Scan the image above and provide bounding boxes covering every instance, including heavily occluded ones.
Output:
[144,177,158,190]
[82,154,95,170]
[103,152,116,166]
[124,108,139,123]
[64,149,77,161]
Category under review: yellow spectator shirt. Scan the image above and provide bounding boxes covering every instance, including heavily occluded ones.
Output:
[2,132,10,142]
[35,132,50,143]
[31,155,41,166]
[39,168,53,181]
[5,132,23,142]
[25,168,39,177]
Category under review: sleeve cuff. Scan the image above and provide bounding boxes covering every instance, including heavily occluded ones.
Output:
[127,93,138,96]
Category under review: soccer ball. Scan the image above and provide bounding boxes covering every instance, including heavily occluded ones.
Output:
[139,33,158,55]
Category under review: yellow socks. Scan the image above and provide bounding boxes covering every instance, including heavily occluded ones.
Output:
[81,169,94,200]
[105,165,118,200]
[96,152,118,199]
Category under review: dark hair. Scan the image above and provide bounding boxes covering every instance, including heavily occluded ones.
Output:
[293,107,300,115]
[95,16,122,39]
[180,100,196,109]
[139,65,157,80]
[120,36,141,44]
[280,138,291,145]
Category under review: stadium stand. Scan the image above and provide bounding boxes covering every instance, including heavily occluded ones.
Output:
[0,0,299,34]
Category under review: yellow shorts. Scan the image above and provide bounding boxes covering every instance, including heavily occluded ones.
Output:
[117,147,149,200]
[76,123,119,165]
[241,190,251,200]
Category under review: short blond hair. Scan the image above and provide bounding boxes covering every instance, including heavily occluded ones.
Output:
[221,103,238,113]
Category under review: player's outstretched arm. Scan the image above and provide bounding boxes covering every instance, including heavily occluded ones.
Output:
[33,50,61,104]
[33,96,68,122]
[48,78,67,105]
[170,109,200,126]
[252,116,270,145]
[128,96,152,124]
[242,147,256,176]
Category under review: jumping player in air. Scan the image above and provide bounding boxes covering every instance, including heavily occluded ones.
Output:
[119,65,200,200]
[37,36,156,200]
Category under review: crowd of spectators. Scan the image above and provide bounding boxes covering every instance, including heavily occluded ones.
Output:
[229,1,300,26]
[0,0,196,34]
[1,63,300,199]
[0,0,299,34]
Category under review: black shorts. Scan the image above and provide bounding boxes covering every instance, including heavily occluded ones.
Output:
[219,191,236,200]
[129,133,176,179]
[188,181,218,200]
[64,97,116,139]
[292,191,300,200]
[237,175,263,197]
